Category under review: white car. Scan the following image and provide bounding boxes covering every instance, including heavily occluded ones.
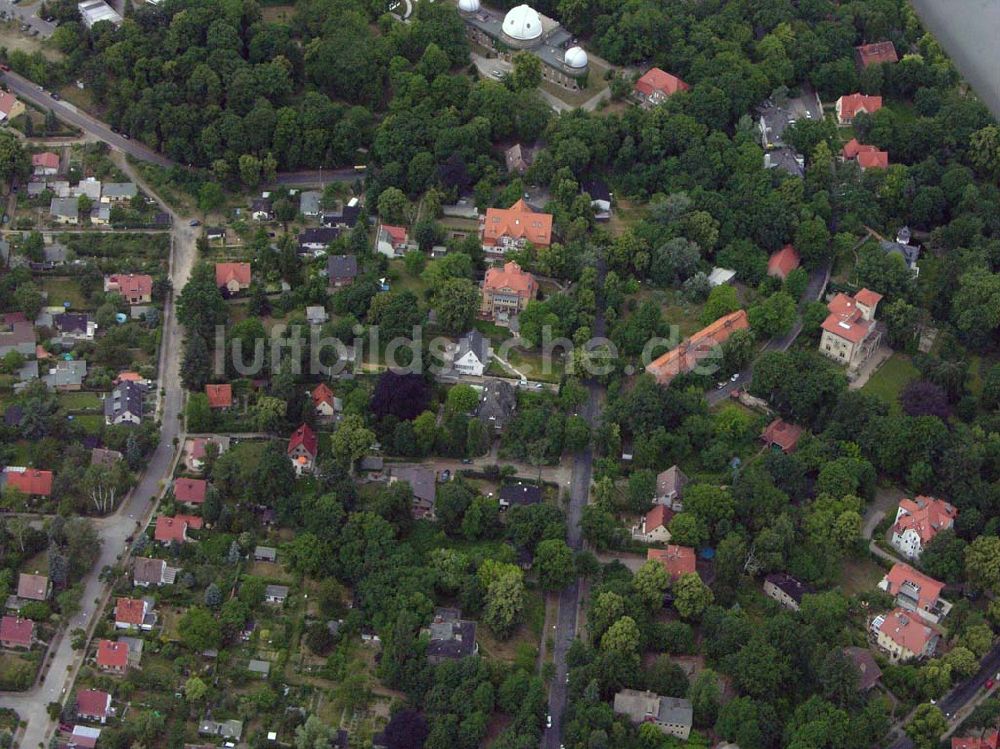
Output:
[730,373,740,382]
[546,715,552,728]
[490,69,504,79]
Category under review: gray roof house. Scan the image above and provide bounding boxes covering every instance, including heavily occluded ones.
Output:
[105,380,144,425]
[300,227,341,253]
[764,147,805,177]
[299,190,322,217]
[0,315,36,357]
[49,196,79,224]
[101,182,137,202]
[248,659,271,677]
[326,254,358,286]
[199,719,243,740]
[476,379,517,433]
[654,466,689,510]
[499,483,542,509]
[254,546,277,562]
[613,690,693,740]
[389,464,437,519]
[424,608,478,664]
[264,584,289,604]
[880,227,920,276]
[452,331,490,377]
[42,359,87,391]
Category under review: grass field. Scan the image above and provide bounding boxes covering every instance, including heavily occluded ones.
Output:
[39,277,88,310]
[838,556,886,596]
[70,414,104,435]
[861,353,919,409]
[58,391,102,412]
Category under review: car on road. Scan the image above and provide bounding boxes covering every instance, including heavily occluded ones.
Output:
[730,373,740,382]
[546,715,552,729]
[189,219,200,226]
[987,678,995,690]
[50,92,59,100]
[716,381,726,389]
[121,133,130,139]
[489,69,504,79]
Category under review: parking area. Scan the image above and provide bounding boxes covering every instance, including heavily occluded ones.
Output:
[0,0,56,38]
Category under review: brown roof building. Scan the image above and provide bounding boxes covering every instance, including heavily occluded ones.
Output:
[645,310,749,386]
[17,573,50,601]
[855,41,898,69]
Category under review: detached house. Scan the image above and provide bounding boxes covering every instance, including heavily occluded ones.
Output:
[76,689,112,724]
[0,616,33,648]
[613,690,692,740]
[476,378,517,433]
[0,92,25,122]
[424,608,478,664]
[32,152,60,176]
[312,383,339,419]
[104,274,153,304]
[761,419,804,454]
[835,93,882,125]
[389,464,437,519]
[105,381,145,425]
[4,467,54,498]
[50,196,80,225]
[205,383,232,410]
[653,466,688,511]
[154,514,203,544]
[114,597,156,630]
[890,496,957,559]
[646,310,749,386]
[17,573,50,602]
[763,572,812,611]
[251,197,273,221]
[453,331,490,377]
[300,227,340,255]
[480,199,552,256]
[96,639,129,673]
[376,224,408,257]
[633,68,690,106]
[327,255,358,288]
[288,423,318,475]
[879,562,951,623]
[174,477,208,505]
[132,557,173,587]
[54,312,97,342]
[855,41,898,69]
[647,545,696,581]
[631,504,673,544]
[215,263,251,294]
[767,244,800,280]
[0,313,37,357]
[264,585,289,604]
[480,261,538,325]
[499,483,542,510]
[102,182,137,204]
[871,608,941,662]
[819,288,884,373]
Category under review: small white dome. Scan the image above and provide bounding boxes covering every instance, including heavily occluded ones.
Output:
[458,0,480,12]
[502,4,543,41]
[564,46,588,68]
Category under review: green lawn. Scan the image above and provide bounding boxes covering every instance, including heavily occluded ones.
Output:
[58,391,102,412]
[861,353,919,409]
[38,277,88,310]
[71,414,105,435]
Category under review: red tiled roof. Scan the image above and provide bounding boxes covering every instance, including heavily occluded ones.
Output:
[837,93,883,120]
[647,545,696,579]
[842,138,878,159]
[878,607,940,654]
[381,225,407,245]
[114,371,143,384]
[856,41,899,68]
[114,597,146,626]
[0,615,33,646]
[76,689,111,718]
[288,423,318,458]
[634,67,689,98]
[154,514,202,543]
[767,244,800,279]
[96,639,128,670]
[5,468,53,497]
[882,563,945,610]
[482,199,553,248]
[0,92,20,117]
[761,419,804,452]
[953,732,1000,749]
[32,152,59,170]
[483,261,538,299]
[821,289,881,344]
[855,288,883,308]
[643,504,673,532]
[215,263,251,288]
[894,496,957,545]
[312,383,335,409]
[857,149,889,170]
[645,310,749,385]
[106,274,153,299]
[205,383,232,408]
[17,573,48,601]
[173,478,207,504]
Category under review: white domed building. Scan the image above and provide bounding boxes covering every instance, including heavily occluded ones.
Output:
[458,0,590,90]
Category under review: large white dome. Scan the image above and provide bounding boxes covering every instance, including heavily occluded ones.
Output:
[458,0,480,12]
[502,4,542,41]
[564,46,588,68]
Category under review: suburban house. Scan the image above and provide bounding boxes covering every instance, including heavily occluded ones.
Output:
[584,179,612,219]
[0,313,37,357]
[633,68,689,106]
[631,504,673,544]
[216,263,252,294]
[647,545,696,580]
[105,381,145,425]
[184,436,230,472]
[761,418,804,454]
[763,147,805,177]
[880,226,921,276]
[299,190,322,217]
[498,483,542,510]
[96,639,129,673]
[890,496,958,559]
[199,718,244,741]
[54,312,97,342]
[843,646,882,691]
[17,573,50,602]
[819,288,883,372]
[254,546,277,562]
[842,137,889,170]
[104,273,154,304]
[389,464,437,519]
[307,305,328,325]
[835,93,883,125]
[251,197,273,221]
[480,261,538,325]
[879,562,952,623]
[299,227,340,254]
[767,244,800,280]
[952,732,1000,749]
[871,608,941,662]
[763,572,812,611]
[4,467,54,498]
[476,378,517,433]
[307,383,338,420]
[154,514,203,544]
[424,608,478,664]
[132,557,174,587]
[855,40,898,69]
[0,616,33,648]
[205,383,233,410]
[322,198,361,229]
[646,309,749,386]
[76,689,112,723]
[248,659,271,677]
[480,199,552,255]
[75,177,102,200]
[505,143,533,175]
[102,182,137,203]
[0,92,25,122]
[452,330,490,377]
[327,255,359,288]
[42,359,87,392]
[288,423,319,475]
[114,597,156,630]
[174,477,208,505]
[264,585,289,604]
[32,152,60,176]
[653,466,688,511]
[613,689,692,740]
[376,224,409,257]
[50,196,80,225]
[206,226,226,242]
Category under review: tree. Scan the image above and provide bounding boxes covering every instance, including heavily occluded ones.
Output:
[563,415,591,452]
[701,285,740,324]
[178,606,221,651]
[969,125,1000,180]
[383,709,429,749]
[479,561,526,639]
[748,291,796,338]
[204,583,222,608]
[378,187,409,224]
[432,277,479,334]
[446,384,479,414]
[905,704,948,749]
[600,616,639,656]
[184,676,208,702]
[945,646,978,679]
[0,132,29,184]
[331,414,375,471]
[534,539,575,590]
[295,716,339,749]
[673,573,713,620]
[689,669,721,727]
[632,560,670,610]
[965,536,1000,593]
[198,182,225,214]
[511,51,542,90]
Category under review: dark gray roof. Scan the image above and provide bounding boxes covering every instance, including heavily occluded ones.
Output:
[765,572,812,604]
[583,179,611,202]
[300,227,340,247]
[656,697,693,727]
[53,312,90,335]
[879,239,920,270]
[476,379,517,430]
[764,147,805,177]
[4,405,23,426]
[456,330,488,365]
[105,380,144,419]
[500,483,542,506]
[390,464,436,504]
[251,197,272,212]
[426,608,477,660]
[327,254,358,279]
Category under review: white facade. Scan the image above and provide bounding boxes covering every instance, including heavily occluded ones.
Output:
[454,350,486,377]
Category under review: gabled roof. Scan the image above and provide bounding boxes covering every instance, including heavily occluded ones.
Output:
[0,615,32,645]
[821,289,881,344]
[499,482,542,506]
[105,380,144,420]
[645,310,749,385]
[877,607,940,654]
[381,224,407,244]
[32,152,59,170]
[843,646,882,691]
[634,67,689,97]
[0,92,20,117]
[882,563,945,610]
[455,330,489,365]
[106,273,153,299]
[857,149,889,170]
[76,689,111,718]
[761,418,804,452]
[856,41,898,67]
[288,423,318,458]
[482,261,538,297]
[5,468,54,496]
[132,557,167,586]
[643,504,673,532]
[96,639,128,669]
[154,514,202,543]
[390,464,437,504]
[656,466,688,498]
[114,597,146,625]
[767,244,800,279]
[17,573,48,600]
[327,254,358,278]
[205,383,232,409]
[482,200,552,248]
[174,478,208,504]
[765,572,812,604]
[312,382,335,409]
[837,93,883,120]
[91,448,123,467]
[893,496,957,545]
[842,138,879,159]
[53,312,91,335]
[215,262,251,288]
[647,545,696,579]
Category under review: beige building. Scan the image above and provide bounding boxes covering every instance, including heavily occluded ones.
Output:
[871,608,940,663]
[612,689,692,740]
[480,261,538,325]
[819,288,883,371]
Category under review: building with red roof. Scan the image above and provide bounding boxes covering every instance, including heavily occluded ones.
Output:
[857,149,889,170]
[173,477,208,505]
[205,383,232,409]
[872,607,941,662]
[96,639,129,673]
[761,419,804,453]
[17,573,50,601]
[855,41,899,69]
[646,310,749,386]
[953,732,1000,749]
[890,496,957,559]
[480,199,553,256]
[835,93,883,125]
[879,562,951,623]
[634,67,689,106]
[104,274,153,304]
[4,467,54,497]
[376,224,409,257]
[215,263,252,294]
[76,689,112,723]
[32,151,60,175]
[154,514,203,544]
[767,244,800,280]
[819,289,883,372]
[114,597,156,630]
[312,383,337,418]
[288,423,318,475]
[0,616,33,648]
[480,261,539,325]
[0,93,25,122]
[647,545,697,580]
[631,504,673,544]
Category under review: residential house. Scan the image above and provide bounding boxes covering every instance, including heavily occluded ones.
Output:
[856,148,889,171]
[312,383,339,419]
[480,199,552,255]
[104,274,153,304]
[90,203,111,226]
[41,360,87,392]
[376,224,408,257]
[0,616,33,648]
[96,639,129,673]
[78,0,121,26]
[105,380,145,425]
[0,313,36,357]
[206,226,226,243]
[74,177,102,201]
[476,378,517,433]
[653,466,688,511]
[288,423,318,475]
[453,330,490,377]
[321,198,360,229]
[119,636,143,667]
[878,562,951,623]
[299,190,322,217]
[4,467,54,498]
[76,689,112,724]
[767,244,800,280]
[819,288,884,372]
[327,255,359,288]
[880,226,920,276]
[835,93,883,125]
[480,261,538,325]
[761,419,804,454]
[248,659,271,677]
[102,182,137,203]
[499,483,542,510]
[254,546,277,563]
[132,557,174,587]
[114,597,156,630]
[633,68,690,106]
[952,732,1000,749]
[54,312,97,342]
[631,504,673,544]
[583,179,612,219]
[299,227,340,254]
[306,305,328,325]
[843,646,882,691]
[251,197,273,221]
[174,477,208,506]
[0,92,25,122]
[215,263,251,294]
[871,608,941,662]
[890,496,958,559]
[763,147,805,177]
[647,545,696,580]
[50,196,80,225]
[32,152,60,176]
[504,143,533,175]
[264,585,288,604]
[91,448,123,467]
[856,41,898,69]
[424,608,478,664]
[154,514,203,544]
[763,572,812,611]
[199,719,243,741]
[613,689,693,740]
[17,573,50,602]
[707,267,736,287]
[69,725,102,749]
[646,310,750,386]
[389,464,437,519]
[205,383,232,410]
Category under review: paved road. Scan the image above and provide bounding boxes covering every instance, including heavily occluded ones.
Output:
[0,153,198,749]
